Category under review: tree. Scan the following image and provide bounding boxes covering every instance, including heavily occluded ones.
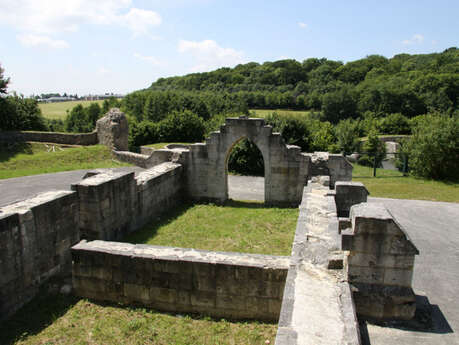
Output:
[0,63,9,94]
[358,127,386,167]
[404,114,458,180]
[335,119,360,154]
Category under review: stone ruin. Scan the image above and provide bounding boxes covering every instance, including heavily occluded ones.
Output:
[0,115,419,344]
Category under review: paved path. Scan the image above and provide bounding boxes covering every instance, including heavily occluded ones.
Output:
[364,197,459,345]
[0,167,144,207]
[228,175,264,201]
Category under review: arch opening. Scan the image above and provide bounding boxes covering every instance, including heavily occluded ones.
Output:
[225,137,265,203]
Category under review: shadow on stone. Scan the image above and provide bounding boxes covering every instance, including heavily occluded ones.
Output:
[359,294,453,344]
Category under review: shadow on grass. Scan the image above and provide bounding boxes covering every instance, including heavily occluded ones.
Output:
[122,202,193,244]
[0,142,33,163]
[359,295,453,345]
[0,292,80,345]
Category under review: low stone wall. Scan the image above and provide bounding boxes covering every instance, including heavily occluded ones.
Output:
[0,130,98,146]
[276,181,361,345]
[71,162,183,241]
[72,241,289,321]
[113,149,180,169]
[0,191,80,321]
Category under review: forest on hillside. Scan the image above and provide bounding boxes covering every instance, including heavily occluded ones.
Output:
[1,48,458,180]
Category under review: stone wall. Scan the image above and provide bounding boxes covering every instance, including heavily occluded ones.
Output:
[342,203,419,320]
[72,240,289,321]
[334,181,369,217]
[0,191,80,321]
[276,180,361,345]
[71,162,183,241]
[0,130,98,146]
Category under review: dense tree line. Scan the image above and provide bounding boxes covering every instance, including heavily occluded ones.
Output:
[148,48,459,122]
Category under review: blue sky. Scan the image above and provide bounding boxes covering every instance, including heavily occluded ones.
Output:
[0,0,458,96]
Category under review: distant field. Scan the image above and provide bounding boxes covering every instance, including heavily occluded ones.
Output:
[39,100,105,120]
[249,109,311,118]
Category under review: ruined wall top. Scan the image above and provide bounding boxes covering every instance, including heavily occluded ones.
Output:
[96,108,129,151]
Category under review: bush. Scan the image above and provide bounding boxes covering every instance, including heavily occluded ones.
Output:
[157,110,205,142]
[379,113,411,134]
[335,119,360,154]
[65,103,102,133]
[0,95,47,131]
[357,128,386,167]
[404,114,459,180]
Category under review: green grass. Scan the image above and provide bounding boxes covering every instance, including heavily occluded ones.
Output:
[0,293,277,345]
[352,164,459,203]
[125,201,298,256]
[39,100,105,120]
[0,143,130,179]
[249,109,311,118]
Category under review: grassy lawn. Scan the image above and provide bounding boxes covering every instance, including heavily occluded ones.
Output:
[352,164,459,203]
[0,293,277,345]
[0,143,130,179]
[125,201,298,256]
[250,109,311,118]
[39,100,105,120]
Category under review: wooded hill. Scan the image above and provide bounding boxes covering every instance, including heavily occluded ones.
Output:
[146,47,458,122]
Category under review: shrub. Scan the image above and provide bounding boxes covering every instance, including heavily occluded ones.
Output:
[404,114,458,180]
[379,113,411,134]
[0,95,47,131]
[157,110,205,142]
[357,128,386,167]
[228,139,264,176]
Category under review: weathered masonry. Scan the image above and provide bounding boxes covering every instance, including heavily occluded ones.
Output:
[0,114,420,345]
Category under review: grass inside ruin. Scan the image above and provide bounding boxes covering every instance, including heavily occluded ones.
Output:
[124,201,298,256]
[1,293,277,345]
[352,163,459,203]
[0,143,130,179]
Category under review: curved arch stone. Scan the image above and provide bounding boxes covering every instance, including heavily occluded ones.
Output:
[184,117,310,206]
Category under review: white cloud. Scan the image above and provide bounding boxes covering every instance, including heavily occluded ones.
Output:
[17,34,69,49]
[178,39,245,72]
[402,34,424,45]
[298,22,307,28]
[134,53,161,65]
[98,67,111,75]
[122,8,161,36]
[0,0,161,43]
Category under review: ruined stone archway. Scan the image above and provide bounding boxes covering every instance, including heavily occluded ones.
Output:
[183,117,310,206]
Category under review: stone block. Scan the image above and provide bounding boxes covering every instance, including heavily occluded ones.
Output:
[383,268,413,287]
[150,287,177,304]
[191,291,215,308]
[348,265,384,285]
[216,295,246,311]
[125,283,150,302]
